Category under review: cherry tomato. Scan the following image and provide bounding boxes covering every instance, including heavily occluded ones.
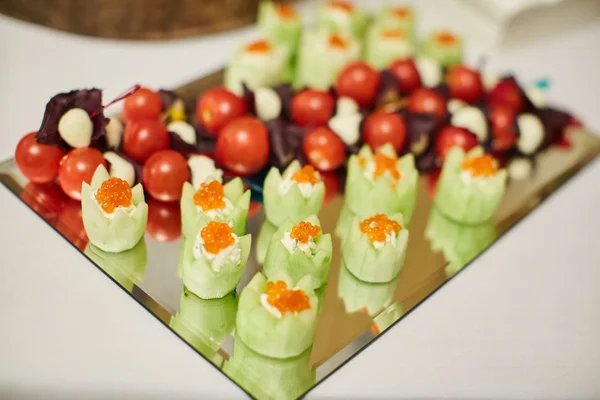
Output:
[122,87,162,122]
[486,79,524,113]
[362,112,407,153]
[15,132,65,184]
[408,88,447,124]
[248,201,262,218]
[435,125,478,162]
[58,148,108,200]
[142,150,190,202]
[215,117,270,175]
[447,65,483,104]
[122,119,170,164]
[388,59,421,94]
[56,199,88,250]
[427,168,441,199]
[291,89,335,127]
[20,182,69,221]
[335,62,381,108]
[302,127,346,171]
[320,171,341,205]
[489,105,517,152]
[146,199,182,242]
[196,87,248,136]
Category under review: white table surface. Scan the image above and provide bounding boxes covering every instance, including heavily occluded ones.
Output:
[1,1,600,399]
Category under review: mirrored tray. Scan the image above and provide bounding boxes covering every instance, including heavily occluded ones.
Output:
[2,71,599,399]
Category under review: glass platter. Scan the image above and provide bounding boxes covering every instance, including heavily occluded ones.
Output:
[1,70,599,399]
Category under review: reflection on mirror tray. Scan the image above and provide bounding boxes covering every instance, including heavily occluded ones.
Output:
[1,123,598,399]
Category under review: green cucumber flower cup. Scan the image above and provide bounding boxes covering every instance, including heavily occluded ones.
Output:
[223,334,315,400]
[81,165,147,253]
[334,204,356,244]
[256,219,278,265]
[344,144,418,225]
[373,5,416,40]
[180,178,250,238]
[338,263,399,316]
[236,271,318,359]
[364,25,415,70]
[316,0,368,38]
[258,1,302,53]
[434,146,507,225]
[179,220,251,299]
[420,30,463,69]
[342,213,409,283]
[263,215,332,288]
[263,161,325,227]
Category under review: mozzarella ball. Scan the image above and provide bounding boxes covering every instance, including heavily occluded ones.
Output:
[255,87,282,121]
[167,120,197,145]
[188,155,223,189]
[58,108,93,148]
[105,117,123,149]
[103,151,135,186]
[451,106,488,142]
[508,157,533,180]
[337,96,360,115]
[516,113,544,155]
[415,57,442,88]
[328,113,362,146]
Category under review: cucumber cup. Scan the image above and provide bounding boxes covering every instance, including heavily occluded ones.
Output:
[316,0,368,38]
[338,262,399,316]
[263,215,333,289]
[364,25,415,70]
[420,30,463,69]
[180,178,250,238]
[373,5,416,40]
[258,2,302,54]
[236,272,318,359]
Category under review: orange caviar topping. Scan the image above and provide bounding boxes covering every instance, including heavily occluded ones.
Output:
[329,34,348,49]
[290,221,321,244]
[276,4,297,20]
[95,177,132,214]
[360,214,401,243]
[291,165,320,185]
[382,29,405,39]
[328,0,354,12]
[358,156,367,167]
[200,221,235,255]
[373,153,401,181]
[193,180,226,212]
[461,154,498,177]
[265,280,311,315]
[246,39,271,53]
[436,31,457,46]
[392,7,411,18]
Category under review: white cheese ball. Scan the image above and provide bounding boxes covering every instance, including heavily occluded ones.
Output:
[328,113,361,146]
[508,157,533,180]
[167,120,197,145]
[103,151,135,186]
[482,71,500,91]
[254,87,282,121]
[58,108,93,148]
[188,155,223,189]
[415,57,442,88]
[451,106,488,142]
[525,86,545,108]
[337,96,360,115]
[105,117,123,149]
[447,98,467,114]
[516,113,544,155]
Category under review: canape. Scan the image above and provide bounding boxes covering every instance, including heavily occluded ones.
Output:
[179,220,251,299]
[338,263,399,316]
[373,5,416,40]
[236,271,318,359]
[258,2,302,53]
[434,146,507,225]
[364,26,414,69]
[81,165,147,253]
[263,215,332,288]
[316,0,368,38]
[420,30,463,68]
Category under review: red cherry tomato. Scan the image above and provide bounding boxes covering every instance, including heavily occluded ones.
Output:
[335,62,381,108]
[302,127,346,171]
[142,150,190,202]
[15,132,65,184]
[20,182,69,221]
[362,112,407,153]
[248,201,262,218]
[447,65,483,104]
[435,126,478,162]
[146,199,182,242]
[291,89,335,127]
[56,199,88,250]
[489,105,518,152]
[320,171,341,205]
[58,148,107,201]
[215,117,270,176]
[427,168,441,199]
[196,87,248,137]
[122,87,162,122]
[408,88,447,124]
[388,59,421,94]
[122,119,170,164]
[486,79,524,113]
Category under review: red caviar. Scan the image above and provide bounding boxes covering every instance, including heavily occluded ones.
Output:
[276,4,297,20]
[329,34,348,49]
[291,165,320,185]
[95,177,132,214]
[265,280,311,315]
[193,180,226,212]
[382,29,405,40]
[462,154,498,177]
[360,214,401,243]
[290,221,321,244]
[328,0,354,12]
[246,39,271,53]
[392,7,411,18]
[373,153,401,181]
[436,31,457,46]
[200,221,235,255]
